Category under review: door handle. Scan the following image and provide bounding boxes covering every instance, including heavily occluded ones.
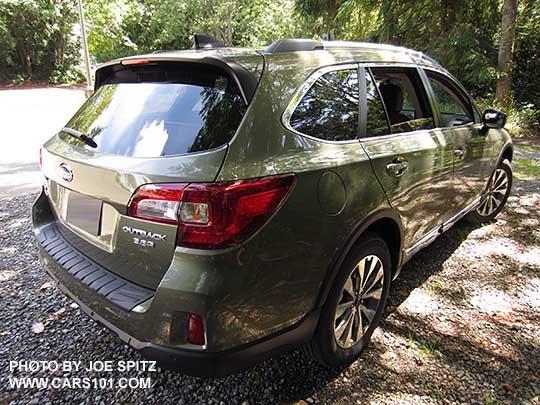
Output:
[454,147,465,159]
[386,158,409,177]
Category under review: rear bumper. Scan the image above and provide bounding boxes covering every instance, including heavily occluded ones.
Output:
[46,264,318,377]
[32,190,319,377]
[54,272,317,376]
[35,223,154,311]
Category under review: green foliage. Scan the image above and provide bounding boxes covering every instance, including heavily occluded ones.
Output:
[1,0,539,138]
[294,0,341,35]
[0,0,82,82]
[513,0,540,109]
[337,0,502,96]
[84,0,137,62]
[514,156,540,177]
[300,0,540,136]
[84,0,309,62]
[337,0,380,40]
[296,0,506,96]
[509,103,540,137]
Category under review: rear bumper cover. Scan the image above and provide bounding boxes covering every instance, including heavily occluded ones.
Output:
[32,190,319,377]
[47,265,318,377]
[35,223,154,311]
[46,262,319,378]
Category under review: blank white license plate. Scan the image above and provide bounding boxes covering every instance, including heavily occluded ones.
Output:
[65,191,102,236]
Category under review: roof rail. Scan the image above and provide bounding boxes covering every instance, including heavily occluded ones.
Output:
[265,39,323,53]
[193,34,226,50]
[416,52,441,67]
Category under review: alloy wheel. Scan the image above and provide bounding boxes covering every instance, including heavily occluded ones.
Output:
[477,168,509,217]
[334,255,384,348]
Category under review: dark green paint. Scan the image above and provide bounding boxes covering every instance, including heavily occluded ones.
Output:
[33,43,511,354]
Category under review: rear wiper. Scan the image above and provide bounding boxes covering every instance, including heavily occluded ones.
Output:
[61,127,98,148]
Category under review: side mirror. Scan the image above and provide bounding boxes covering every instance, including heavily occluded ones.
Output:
[482,109,507,130]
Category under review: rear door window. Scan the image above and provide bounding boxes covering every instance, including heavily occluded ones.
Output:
[289,68,359,142]
[364,70,391,138]
[369,67,434,134]
[60,63,246,157]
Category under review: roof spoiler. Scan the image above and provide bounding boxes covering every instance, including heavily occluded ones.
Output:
[94,55,259,104]
[193,34,226,49]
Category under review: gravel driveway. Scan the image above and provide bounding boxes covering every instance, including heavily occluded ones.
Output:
[1,143,539,404]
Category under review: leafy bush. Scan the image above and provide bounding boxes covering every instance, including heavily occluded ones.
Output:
[0,0,539,139]
[510,104,540,137]
[49,66,85,85]
[513,0,540,112]
[0,0,81,83]
[84,0,311,63]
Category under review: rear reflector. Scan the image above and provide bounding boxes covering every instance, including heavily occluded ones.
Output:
[187,313,205,346]
[179,202,209,224]
[127,174,296,249]
[39,148,42,171]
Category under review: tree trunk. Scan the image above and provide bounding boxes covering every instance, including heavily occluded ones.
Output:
[14,14,33,77]
[226,9,233,46]
[440,0,462,33]
[325,0,339,36]
[381,0,398,43]
[496,0,517,105]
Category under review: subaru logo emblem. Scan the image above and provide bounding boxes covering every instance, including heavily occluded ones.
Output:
[59,163,73,182]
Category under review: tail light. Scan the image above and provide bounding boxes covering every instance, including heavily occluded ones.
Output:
[39,148,43,171]
[127,184,185,225]
[127,174,296,249]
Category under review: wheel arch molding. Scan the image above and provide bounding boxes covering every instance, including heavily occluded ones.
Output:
[314,207,404,309]
[498,142,514,165]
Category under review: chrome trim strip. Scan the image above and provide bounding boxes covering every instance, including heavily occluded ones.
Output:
[357,128,435,145]
[404,226,440,261]
[281,62,465,145]
[403,196,482,262]
[442,196,482,232]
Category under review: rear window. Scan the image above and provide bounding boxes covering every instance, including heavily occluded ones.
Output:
[60,63,247,157]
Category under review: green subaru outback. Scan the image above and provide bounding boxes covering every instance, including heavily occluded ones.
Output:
[33,37,513,377]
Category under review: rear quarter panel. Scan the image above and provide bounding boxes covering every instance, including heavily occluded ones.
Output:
[207,52,392,348]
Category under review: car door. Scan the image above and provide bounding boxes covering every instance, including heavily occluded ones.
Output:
[359,66,455,251]
[422,69,493,218]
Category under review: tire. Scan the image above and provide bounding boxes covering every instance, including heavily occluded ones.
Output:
[307,232,391,368]
[466,159,512,224]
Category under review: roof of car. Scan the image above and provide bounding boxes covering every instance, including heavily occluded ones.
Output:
[94,39,445,103]
[99,39,441,70]
[322,41,441,67]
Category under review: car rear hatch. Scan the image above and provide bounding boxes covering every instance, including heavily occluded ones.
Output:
[40,53,262,289]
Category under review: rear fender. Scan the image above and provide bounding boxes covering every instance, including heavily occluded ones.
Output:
[314,207,403,309]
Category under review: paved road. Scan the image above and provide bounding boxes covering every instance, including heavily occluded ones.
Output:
[0,87,85,196]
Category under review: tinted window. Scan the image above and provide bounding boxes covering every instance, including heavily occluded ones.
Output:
[370,67,434,134]
[59,65,246,157]
[365,71,391,137]
[290,69,359,141]
[427,73,474,127]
